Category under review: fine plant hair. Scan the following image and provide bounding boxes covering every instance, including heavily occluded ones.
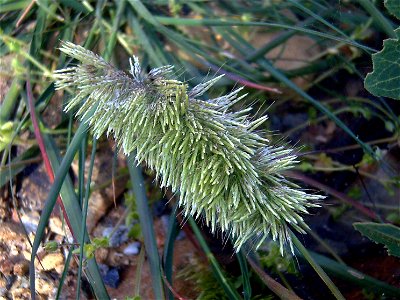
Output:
[54,41,323,254]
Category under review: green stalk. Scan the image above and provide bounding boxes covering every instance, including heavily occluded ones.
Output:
[310,251,400,297]
[188,217,242,300]
[56,247,73,300]
[135,245,146,297]
[163,204,179,300]
[152,16,374,52]
[290,232,345,300]
[0,0,31,13]
[357,0,396,38]
[127,155,165,300]
[237,250,252,300]
[103,0,126,60]
[76,138,97,300]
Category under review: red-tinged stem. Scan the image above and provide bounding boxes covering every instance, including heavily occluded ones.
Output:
[162,273,189,300]
[247,258,303,300]
[205,61,282,94]
[26,80,74,236]
[284,170,379,220]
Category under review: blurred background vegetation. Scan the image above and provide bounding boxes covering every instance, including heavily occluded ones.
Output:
[0,0,399,299]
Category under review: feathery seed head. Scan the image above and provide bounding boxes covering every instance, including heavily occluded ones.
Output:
[54,41,324,254]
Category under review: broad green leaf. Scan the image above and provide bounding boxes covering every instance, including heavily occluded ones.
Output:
[364,30,400,100]
[385,0,400,19]
[354,222,400,257]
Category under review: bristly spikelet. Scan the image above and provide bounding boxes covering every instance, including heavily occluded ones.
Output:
[54,41,323,254]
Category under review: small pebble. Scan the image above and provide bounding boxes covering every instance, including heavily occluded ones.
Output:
[20,211,40,233]
[41,253,64,274]
[102,226,129,247]
[123,242,141,256]
[98,263,109,276]
[102,267,120,288]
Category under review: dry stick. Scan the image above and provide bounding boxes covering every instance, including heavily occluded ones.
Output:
[16,0,36,27]
[26,80,74,234]
[284,170,379,220]
[247,258,303,300]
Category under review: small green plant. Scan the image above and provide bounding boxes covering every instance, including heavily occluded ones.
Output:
[72,236,110,260]
[54,41,323,254]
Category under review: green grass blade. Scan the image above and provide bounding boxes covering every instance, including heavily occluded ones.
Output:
[59,0,91,14]
[163,203,179,300]
[0,0,30,13]
[152,16,375,53]
[290,231,345,300]
[55,247,73,300]
[244,14,323,63]
[128,15,165,67]
[188,217,242,300]
[287,0,349,39]
[357,0,396,38]
[310,251,400,298]
[76,138,97,300]
[127,154,165,300]
[237,250,251,300]
[103,0,126,61]
[29,0,47,59]
[78,134,88,207]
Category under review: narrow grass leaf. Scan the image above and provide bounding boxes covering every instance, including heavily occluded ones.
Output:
[189,217,242,300]
[77,138,98,300]
[153,16,375,53]
[55,247,73,300]
[163,204,179,300]
[127,154,165,300]
[310,250,400,297]
[236,250,252,300]
[290,231,345,300]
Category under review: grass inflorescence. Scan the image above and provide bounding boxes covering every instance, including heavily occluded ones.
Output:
[54,41,323,254]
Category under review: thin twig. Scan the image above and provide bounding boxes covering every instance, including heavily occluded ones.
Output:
[16,0,36,27]
[284,170,379,220]
[247,257,303,300]
[205,61,282,94]
[162,272,190,300]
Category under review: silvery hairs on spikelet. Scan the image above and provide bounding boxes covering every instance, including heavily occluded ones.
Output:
[54,41,324,254]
